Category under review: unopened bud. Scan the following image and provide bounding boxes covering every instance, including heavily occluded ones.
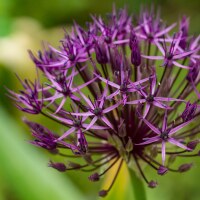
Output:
[148,180,158,188]
[48,161,67,172]
[99,190,108,197]
[131,49,141,67]
[181,101,197,122]
[129,29,141,66]
[88,173,100,182]
[95,41,108,64]
[178,163,193,172]
[157,165,168,175]
[187,140,199,150]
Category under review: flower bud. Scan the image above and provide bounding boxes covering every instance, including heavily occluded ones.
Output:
[158,165,168,175]
[179,16,189,50]
[95,41,108,64]
[131,49,141,67]
[181,101,197,122]
[186,61,199,83]
[88,173,100,182]
[178,163,193,172]
[187,140,199,150]
[48,161,67,172]
[99,190,108,197]
[130,29,141,66]
[148,181,158,188]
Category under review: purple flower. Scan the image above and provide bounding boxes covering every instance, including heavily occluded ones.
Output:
[24,119,58,151]
[138,8,176,43]
[126,74,184,117]
[68,88,122,131]
[41,67,96,113]
[7,76,43,114]
[137,111,193,164]
[142,32,197,69]
[8,6,200,197]
[95,65,150,105]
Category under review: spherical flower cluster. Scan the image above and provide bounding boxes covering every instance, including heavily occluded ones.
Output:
[8,7,200,197]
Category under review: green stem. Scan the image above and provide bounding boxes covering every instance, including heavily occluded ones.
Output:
[128,168,147,200]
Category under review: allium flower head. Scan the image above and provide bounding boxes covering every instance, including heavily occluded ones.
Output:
[8,6,200,197]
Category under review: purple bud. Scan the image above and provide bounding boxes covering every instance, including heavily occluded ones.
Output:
[179,16,189,50]
[48,161,67,172]
[99,190,108,197]
[157,165,168,175]
[129,30,141,67]
[148,181,158,188]
[25,120,57,151]
[110,48,122,71]
[186,61,200,83]
[130,29,141,67]
[7,77,43,114]
[129,29,137,50]
[131,49,141,67]
[187,140,199,150]
[178,163,193,172]
[181,101,197,122]
[95,41,108,64]
[88,173,100,182]
[77,130,88,154]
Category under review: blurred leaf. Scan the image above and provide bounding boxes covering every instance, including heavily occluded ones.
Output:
[0,108,85,200]
[0,17,12,37]
[128,167,147,200]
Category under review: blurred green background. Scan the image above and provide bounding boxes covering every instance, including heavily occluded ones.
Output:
[0,0,200,200]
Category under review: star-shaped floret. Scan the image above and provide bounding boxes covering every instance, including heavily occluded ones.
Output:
[137,111,194,165]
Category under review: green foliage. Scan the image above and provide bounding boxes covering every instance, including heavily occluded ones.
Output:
[128,167,147,200]
[0,108,85,200]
